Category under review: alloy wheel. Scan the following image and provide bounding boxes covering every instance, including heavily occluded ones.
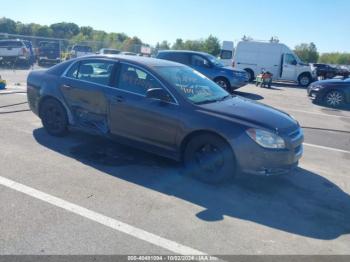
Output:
[325,91,344,107]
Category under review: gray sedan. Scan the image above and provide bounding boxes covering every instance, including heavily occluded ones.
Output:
[27,55,303,183]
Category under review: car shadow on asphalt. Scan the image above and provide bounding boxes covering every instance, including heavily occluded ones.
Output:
[271,82,306,89]
[33,128,350,240]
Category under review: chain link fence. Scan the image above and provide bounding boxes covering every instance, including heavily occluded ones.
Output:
[0,33,153,69]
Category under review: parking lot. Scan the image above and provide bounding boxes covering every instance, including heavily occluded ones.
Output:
[0,67,349,256]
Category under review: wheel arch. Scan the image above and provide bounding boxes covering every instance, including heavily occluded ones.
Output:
[244,68,255,82]
[298,71,312,80]
[180,129,236,162]
[38,95,72,124]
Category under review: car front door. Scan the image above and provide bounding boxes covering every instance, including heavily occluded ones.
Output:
[60,59,115,133]
[190,54,213,78]
[281,53,297,81]
[106,62,181,153]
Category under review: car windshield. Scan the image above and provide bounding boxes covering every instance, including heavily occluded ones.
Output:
[205,54,225,67]
[155,66,230,104]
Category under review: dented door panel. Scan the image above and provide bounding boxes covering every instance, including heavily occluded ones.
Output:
[60,77,109,133]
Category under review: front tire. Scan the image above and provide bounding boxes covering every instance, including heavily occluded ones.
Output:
[244,69,254,82]
[298,74,312,87]
[184,134,236,184]
[40,98,68,137]
[214,78,231,93]
[324,90,345,108]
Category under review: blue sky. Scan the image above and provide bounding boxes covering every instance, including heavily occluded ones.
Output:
[1,0,349,53]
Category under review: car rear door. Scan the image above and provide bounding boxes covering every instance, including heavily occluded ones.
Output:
[60,59,115,133]
[105,62,181,153]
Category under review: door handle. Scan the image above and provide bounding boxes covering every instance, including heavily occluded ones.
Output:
[62,84,74,90]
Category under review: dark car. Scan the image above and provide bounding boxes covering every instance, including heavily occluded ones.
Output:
[335,66,350,79]
[307,78,350,107]
[156,50,248,92]
[27,55,303,183]
[313,63,338,79]
[38,41,61,66]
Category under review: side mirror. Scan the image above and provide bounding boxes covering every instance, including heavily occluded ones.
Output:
[146,88,172,103]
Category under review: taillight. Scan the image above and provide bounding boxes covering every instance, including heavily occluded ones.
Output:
[232,61,235,67]
[22,48,27,55]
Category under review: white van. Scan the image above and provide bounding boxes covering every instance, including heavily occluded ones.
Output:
[219,41,234,67]
[233,40,316,86]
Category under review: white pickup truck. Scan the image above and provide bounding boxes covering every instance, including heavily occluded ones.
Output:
[70,45,93,58]
[0,39,31,66]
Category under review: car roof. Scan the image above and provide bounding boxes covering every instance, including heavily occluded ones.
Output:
[0,39,23,42]
[78,54,185,68]
[157,50,211,56]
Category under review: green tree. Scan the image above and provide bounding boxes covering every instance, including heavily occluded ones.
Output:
[80,26,93,37]
[50,22,80,38]
[158,40,170,50]
[123,36,142,52]
[172,38,184,50]
[0,17,17,34]
[294,42,319,63]
[202,35,220,56]
[183,40,202,51]
[319,52,350,65]
[36,25,53,37]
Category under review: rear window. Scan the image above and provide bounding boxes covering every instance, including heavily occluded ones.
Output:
[73,46,92,52]
[47,60,74,76]
[0,41,24,48]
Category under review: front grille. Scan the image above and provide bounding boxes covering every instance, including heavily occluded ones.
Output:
[289,128,302,141]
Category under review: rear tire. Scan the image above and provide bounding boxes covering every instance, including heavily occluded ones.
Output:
[40,98,68,137]
[184,134,236,184]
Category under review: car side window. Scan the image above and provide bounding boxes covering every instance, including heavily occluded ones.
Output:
[220,50,232,60]
[117,64,172,99]
[76,60,115,86]
[170,53,190,64]
[191,55,210,67]
[285,54,297,65]
[66,62,80,78]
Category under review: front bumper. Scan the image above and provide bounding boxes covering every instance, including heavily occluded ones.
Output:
[307,87,322,101]
[232,128,304,176]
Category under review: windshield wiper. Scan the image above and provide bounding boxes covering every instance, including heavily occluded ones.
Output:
[195,95,231,105]
[218,95,231,101]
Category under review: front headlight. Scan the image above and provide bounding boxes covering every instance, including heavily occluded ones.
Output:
[311,84,323,91]
[246,128,286,149]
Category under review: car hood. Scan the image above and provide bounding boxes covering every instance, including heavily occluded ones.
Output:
[313,79,348,85]
[221,66,246,73]
[197,96,298,133]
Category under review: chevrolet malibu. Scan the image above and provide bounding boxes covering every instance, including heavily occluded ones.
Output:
[27,55,304,183]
